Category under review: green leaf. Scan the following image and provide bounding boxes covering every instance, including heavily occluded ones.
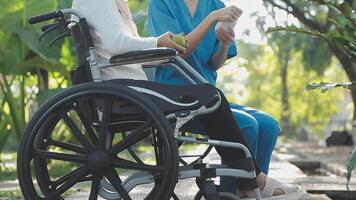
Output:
[339,2,352,17]
[11,26,60,63]
[306,83,323,91]
[37,88,64,105]
[305,82,356,93]
[0,36,23,75]
[25,0,58,21]
[328,29,343,39]
[19,57,69,76]
[0,0,57,31]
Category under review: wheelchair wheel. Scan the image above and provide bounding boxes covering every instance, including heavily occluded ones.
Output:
[17,82,178,200]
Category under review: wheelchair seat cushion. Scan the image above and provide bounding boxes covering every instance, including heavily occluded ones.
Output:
[108,79,219,114]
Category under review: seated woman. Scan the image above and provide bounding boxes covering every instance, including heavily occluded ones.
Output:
[71,0,304,199]
[147,0,280,175]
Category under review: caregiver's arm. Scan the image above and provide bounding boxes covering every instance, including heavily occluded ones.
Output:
[181,6,241,58]
[208,27,235,70]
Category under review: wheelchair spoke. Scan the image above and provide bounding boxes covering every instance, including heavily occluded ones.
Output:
[73,106,98,145]
[112,157,164,172]
[79,175,94,183]
[34,150,87,164]
[61,113,93,150]
[104,169,132,200]
[48,139,86,155]
[51,165,86,188]
[123,132,145,164]
[46,166,89,199]
[98,97,113,148]
[88,175,101,200]
[126,146,145,164]
[109,120,152,155]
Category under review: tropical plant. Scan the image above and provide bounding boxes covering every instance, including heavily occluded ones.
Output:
[0,0,74,155]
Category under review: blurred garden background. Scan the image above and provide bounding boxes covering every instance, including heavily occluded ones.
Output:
[0,0,355,199]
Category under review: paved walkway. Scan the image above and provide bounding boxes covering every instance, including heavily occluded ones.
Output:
[1,143,353,199]
[65,147,329,199]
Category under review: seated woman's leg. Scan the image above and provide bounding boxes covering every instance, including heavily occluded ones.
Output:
[109,80,302,198]
[180,104,259,157]
[230,107,259,157]
[230,103,280,174]
[198,90,262,191]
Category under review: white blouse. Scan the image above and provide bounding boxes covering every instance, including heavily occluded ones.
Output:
[71,0,158,80]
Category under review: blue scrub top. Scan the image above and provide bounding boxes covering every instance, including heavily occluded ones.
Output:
[147,0,237,85]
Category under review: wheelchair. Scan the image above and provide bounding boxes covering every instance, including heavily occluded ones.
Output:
[17,9,262,200]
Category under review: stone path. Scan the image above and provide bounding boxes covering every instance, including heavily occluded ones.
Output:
[275,143,356,200]
[2,143,352,199]
[64,147,327,199]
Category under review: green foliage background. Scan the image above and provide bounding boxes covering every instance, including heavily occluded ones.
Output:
[217,41,347,138]
[0,0,352,160]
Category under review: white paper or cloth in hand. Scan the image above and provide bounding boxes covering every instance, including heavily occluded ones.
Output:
[215,21,237,32]
[216,0,238,32]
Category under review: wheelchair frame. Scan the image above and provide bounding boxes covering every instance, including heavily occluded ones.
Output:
[18,8,262,200]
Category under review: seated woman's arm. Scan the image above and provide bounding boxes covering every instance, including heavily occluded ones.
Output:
[73,0,184,56]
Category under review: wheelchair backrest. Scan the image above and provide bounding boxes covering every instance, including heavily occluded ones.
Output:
[69,18,94,85]
[69,18,156,83]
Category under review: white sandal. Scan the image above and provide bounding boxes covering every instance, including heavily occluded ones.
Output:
[242,177,306,200]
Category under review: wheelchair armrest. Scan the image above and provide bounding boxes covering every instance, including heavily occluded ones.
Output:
[109,48,177,65]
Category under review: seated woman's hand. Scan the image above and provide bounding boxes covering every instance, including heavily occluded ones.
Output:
[157,32,186,54]
[210,6,243,23]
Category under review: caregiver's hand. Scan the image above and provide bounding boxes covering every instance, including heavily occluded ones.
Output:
[216,26,235,48]
[210,6,243,23]
[157,32,186,54]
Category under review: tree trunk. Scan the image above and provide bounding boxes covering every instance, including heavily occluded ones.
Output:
[330,43,356,120]
[280,54,292,135]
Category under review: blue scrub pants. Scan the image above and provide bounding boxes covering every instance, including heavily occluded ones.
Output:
[229,103,280,174]
[219,103,280,193]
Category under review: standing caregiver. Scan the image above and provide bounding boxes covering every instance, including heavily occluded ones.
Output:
[147,0,280,175]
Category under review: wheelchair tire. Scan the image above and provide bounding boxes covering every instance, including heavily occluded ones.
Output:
[17,82,179,200]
